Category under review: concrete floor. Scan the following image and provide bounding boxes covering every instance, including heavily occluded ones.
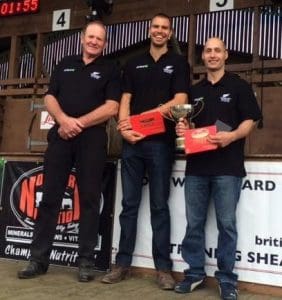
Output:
[0,259,281,300]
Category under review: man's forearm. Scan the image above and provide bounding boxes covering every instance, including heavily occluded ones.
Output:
[232,119,256,141]
[78,100,119,128]
[44,94,68,125]
[118,93,131,120]
[158,92,188,115]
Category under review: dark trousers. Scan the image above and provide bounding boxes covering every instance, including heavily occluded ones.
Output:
[116,140,174,271]
[30,126,107,266]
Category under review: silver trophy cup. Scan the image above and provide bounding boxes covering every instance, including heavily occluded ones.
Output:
[170,104,194,150]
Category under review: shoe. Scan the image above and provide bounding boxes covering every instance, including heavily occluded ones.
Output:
[219,282,238,300]
[18,261,48,279]
[78,263,95,282]
[101,266,130,284]
[174,276,204,293]
[157,271,175,290]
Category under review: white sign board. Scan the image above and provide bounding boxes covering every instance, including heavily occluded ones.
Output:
[52,9,71,32]
[40,111,55,130]
[112,160,282,287]
[210,0,234,12]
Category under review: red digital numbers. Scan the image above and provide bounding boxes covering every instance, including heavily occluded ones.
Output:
[0,0,39,17]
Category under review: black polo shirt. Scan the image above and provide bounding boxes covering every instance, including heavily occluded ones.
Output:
[186,72,262,177]
[123,50,190,144]
[47,55,121,118]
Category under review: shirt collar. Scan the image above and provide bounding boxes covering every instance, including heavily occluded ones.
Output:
[75,54,104,65]
[146,49,172,62]
[202,72,229,87]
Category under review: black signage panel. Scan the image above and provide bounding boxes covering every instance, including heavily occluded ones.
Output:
[0,160,117,271]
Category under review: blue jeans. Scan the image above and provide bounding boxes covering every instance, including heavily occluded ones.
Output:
[181,175,242,286]
[116,140,174,271]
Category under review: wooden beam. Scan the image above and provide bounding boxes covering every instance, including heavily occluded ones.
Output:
[253,60,282,69]
[193,60,282,74]
[37,78,50,84]
[252,6,260,63]
[34,33,50,80]
[252,73,282,83]
[0,88,35,96]
[188,14,196,72]
[8,36,21,79]
[0,78,35,85]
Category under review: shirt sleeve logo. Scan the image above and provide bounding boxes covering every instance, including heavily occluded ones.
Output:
[163,65,174,74]
[220,93,232,103]
[90,71,101,79]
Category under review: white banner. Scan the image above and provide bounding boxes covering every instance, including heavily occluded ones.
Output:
[112,160,282,287]
[40,111,55,130]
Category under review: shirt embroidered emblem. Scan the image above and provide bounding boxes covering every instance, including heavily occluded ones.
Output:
[90,71,101,79]
[220,93,232,103]
[63,68,75,72]
[163,65,174,74]
[136,64,149,69]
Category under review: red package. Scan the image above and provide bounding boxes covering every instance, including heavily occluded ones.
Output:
[184,125,218,154]
[130,111,165,136]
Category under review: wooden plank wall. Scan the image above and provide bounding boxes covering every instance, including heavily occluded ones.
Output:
[0,0,274,37]
[0,2,281,295]
[0,0,281,157]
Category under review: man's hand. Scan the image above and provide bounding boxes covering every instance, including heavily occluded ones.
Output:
[140,106,170,117]
[207,131,236,148]
[176,117,189,137]
[120,130,145,144]
[58,116,84,140]
[117,118,132,131]
[117,117,145,144]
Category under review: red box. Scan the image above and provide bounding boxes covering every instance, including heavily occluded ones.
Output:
[130,111,165,136]
[184,125,218,154]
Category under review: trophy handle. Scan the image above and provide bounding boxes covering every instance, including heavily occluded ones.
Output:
[191,98,204,121]
[161,113,175,122]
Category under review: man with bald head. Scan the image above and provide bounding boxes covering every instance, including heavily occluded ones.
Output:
[174,37,261,299]
[17,21,121,282]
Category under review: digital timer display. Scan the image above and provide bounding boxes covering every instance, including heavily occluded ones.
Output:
[0,0,40,17]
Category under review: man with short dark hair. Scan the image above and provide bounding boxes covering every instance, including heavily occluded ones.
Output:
[101,13,190,290]
[18,21,121,282]
[174,37,262,300]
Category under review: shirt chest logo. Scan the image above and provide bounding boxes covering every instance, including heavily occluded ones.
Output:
[90,71,101,79]
[220,93,232,103]
[163,65,174,74]
[136,64,149,69]
[63,68,75,72]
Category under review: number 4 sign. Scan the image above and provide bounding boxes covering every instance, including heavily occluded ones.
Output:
[210,0,234,12]
[52,9,71,31]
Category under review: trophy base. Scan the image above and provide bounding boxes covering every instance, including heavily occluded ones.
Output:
[175,137,185,151]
